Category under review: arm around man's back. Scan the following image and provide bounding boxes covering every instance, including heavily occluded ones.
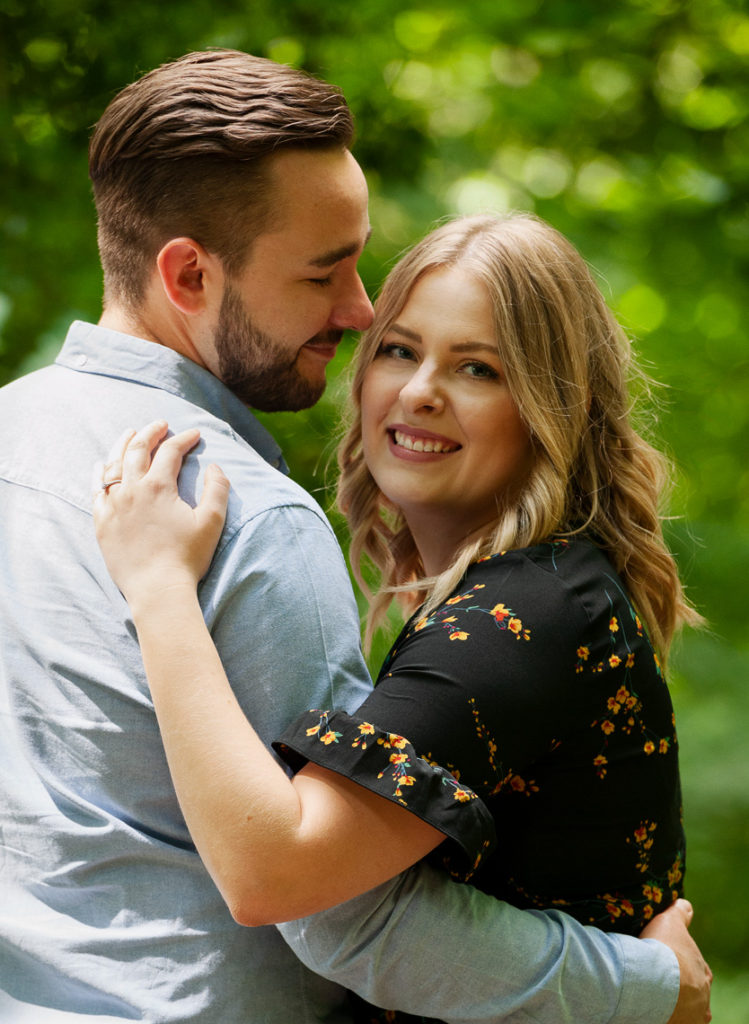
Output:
[279,861,681,1024]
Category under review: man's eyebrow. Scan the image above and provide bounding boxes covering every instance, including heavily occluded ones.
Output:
[308,228,373,268]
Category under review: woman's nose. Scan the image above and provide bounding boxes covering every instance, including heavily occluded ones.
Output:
[399,363,445,413]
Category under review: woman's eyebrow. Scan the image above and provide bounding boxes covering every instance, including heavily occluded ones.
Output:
[386,323,422,342]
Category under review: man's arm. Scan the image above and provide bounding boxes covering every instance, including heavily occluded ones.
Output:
[280,862,686,1024]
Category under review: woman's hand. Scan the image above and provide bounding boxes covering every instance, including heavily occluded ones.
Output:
[93,420,230,610]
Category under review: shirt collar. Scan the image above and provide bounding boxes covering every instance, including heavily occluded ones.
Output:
[56,321,287,472]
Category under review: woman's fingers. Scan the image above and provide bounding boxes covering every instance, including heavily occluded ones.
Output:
[119,420,169,483]
[99,427,137,491]
[147,427,202,486]
[195,464,231,540]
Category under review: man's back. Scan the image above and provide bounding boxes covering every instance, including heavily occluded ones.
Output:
[0,322,372,1021]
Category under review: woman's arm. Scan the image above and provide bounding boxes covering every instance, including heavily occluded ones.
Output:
[93,421,445,925]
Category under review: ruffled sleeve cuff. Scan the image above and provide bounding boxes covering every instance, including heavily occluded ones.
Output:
[273,708,497,881]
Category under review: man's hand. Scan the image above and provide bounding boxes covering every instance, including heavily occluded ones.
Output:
[640,899,712,1024]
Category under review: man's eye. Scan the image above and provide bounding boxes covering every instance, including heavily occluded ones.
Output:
[309,275,333,287]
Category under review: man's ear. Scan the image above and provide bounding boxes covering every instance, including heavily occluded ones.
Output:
[156,238,220,315]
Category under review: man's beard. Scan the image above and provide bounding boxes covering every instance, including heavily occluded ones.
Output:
[215,286,340,412]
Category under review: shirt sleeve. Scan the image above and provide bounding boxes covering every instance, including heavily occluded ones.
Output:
[274,708,498,879]
[200,502,376,746]
[279,862,680,1024]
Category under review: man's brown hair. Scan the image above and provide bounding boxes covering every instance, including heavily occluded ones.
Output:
[89,49,355,308]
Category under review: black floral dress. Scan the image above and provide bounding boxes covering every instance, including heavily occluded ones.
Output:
[274,537,685,1024]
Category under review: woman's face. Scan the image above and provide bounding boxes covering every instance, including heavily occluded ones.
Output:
[361,265,533,560]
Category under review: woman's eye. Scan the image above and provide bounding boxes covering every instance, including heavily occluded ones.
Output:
[462,361,499,379]
[379,342,416,361]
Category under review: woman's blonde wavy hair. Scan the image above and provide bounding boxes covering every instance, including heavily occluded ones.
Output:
[337,213,701,663]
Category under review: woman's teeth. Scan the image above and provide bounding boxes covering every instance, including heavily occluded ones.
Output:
[393,430,458,454]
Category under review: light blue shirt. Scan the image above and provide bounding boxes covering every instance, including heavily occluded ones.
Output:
[0,321,679,1023]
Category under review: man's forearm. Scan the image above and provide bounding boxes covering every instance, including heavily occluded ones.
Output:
[278,861,679,1024]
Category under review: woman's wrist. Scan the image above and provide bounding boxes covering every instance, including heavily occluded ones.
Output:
[125,574,202,625]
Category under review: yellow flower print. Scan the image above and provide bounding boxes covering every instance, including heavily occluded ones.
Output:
[577,645,590,660]
[491,603,510,622]
[609,654,621,668]
[607,696,621,713]
[352,721,376,750]
[446,594,468,605]
[306,724,321,737]
[601,720,615,735]
[398,775,416,788]
[621,899,635,917]
[642,904,654,921]
[609,616,619,633]
[413,617,429,632]
[626,652,635,668]
[508,617,523,635]
[454,788,473,803]
[320,730,342,745]
[616,686,629,703]
[449,631,469,641]
[389,752,409,765]
[659,738,670,754]
[644,740,655,755]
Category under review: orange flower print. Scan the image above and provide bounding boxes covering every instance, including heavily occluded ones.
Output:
[601,720,615,735]
[616,686,629,703]
[446,595,467,605]
[642,904,654,921]
[607,696,621,713]
[634,826,648,843]
[593,754,608,779]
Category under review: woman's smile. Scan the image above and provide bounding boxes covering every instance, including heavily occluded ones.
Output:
[388,425,462,456]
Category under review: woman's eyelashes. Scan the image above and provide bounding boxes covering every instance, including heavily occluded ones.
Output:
[378,341,417,361]
[377,340,501,382]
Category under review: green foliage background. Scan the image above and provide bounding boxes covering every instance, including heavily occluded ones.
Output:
[2,0,747,1017]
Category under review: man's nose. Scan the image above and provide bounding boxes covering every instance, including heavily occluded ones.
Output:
[330,273,374,332]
